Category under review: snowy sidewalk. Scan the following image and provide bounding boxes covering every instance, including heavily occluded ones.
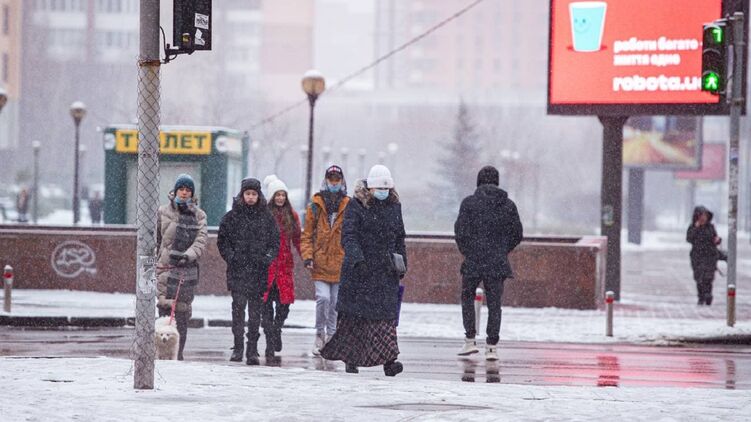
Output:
[1,357,749,421]
[1,288,749,345]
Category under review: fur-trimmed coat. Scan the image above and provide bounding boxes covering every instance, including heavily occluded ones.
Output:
[336,180,407,320]
[156,193,208,314]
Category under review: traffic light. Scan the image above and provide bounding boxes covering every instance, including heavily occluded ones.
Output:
[701,19,728,94]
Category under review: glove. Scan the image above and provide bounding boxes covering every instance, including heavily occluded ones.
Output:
[170,252,190,267]
[304,259,314,269]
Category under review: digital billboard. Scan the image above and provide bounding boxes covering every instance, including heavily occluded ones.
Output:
[623,116,700,169]
[548,0,730,115]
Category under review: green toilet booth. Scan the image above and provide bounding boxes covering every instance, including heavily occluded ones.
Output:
[102,125,248,226]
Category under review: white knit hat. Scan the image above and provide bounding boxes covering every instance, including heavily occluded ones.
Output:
[366,165,394,189]
[262,174,279,195]
[267,178,289,197]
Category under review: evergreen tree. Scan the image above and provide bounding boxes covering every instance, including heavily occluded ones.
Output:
[431,101,483,213]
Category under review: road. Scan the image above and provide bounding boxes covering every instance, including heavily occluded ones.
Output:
[1,327,748,390]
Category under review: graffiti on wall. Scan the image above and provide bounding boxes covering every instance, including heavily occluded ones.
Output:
[51,241,97,278]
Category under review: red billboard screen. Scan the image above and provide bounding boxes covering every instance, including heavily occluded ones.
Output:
[548,0,727,115]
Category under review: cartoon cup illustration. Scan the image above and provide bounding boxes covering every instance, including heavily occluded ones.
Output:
[569,1,607,52]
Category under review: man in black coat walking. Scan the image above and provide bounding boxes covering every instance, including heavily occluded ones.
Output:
[454,166,523,360]
[218,178,280,365]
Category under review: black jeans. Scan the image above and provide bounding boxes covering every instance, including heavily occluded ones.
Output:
[461,276,505,345]
[231,288,263,348]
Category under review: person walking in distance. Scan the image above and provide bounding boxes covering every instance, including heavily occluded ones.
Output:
[155,174,208,360]
[321,165,407,376]
[686,206,724,305]
[218,178,280,365]
[262,177,301,358]
[300,165,350,356]
[454,166,523,361]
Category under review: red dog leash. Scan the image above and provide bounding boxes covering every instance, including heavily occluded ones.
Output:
[157,265,185,325]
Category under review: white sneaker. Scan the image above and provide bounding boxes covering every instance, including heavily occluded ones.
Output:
[457,338,480,356]
[485,344,498,361]
[312,334,325,356]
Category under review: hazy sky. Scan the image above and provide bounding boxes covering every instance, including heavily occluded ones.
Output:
[314,0,375,90]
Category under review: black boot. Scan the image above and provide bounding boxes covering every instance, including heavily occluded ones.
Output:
[345,362,359,374]
[384,360,403,377]
[274,329,283,352]
[246,340,260,365]
[175,311,188,361]
[230,338,244,362]
[264,329,276,358]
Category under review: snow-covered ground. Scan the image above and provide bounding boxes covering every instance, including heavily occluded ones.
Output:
[3,289,749,345]
[0,357,748,421]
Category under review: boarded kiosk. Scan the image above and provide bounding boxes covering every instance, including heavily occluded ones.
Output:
[102,125,247,226]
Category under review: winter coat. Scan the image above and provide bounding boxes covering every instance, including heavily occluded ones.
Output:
[265,209,302,304]
[336,184,407,320]
[686,206,721,281]
[217,196,280,295]
[300,193,351,283]
[155,194,208,314]
[454,184,523,279]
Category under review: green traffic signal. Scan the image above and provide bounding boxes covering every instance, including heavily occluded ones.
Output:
[710,26,723,44]
[702,71,720,92]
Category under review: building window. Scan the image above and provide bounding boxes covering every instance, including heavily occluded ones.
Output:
[2,5,8,36]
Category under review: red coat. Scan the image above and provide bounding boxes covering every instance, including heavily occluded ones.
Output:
[265,210,301,304]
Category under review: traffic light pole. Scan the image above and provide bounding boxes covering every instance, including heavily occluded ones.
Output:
[726,12,744,327]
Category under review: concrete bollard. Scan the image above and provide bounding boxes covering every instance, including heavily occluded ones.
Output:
[3,265,12,313]
[474,287,484,335]
[605,291,614,337]
[727,284,736,328]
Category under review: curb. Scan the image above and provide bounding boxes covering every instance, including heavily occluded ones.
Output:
[0,316,310,330]
[674,334,751,345]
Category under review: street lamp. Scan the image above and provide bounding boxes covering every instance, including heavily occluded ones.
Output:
[32,141,41,224]
[70,101,86,224]
[301,69,325,205]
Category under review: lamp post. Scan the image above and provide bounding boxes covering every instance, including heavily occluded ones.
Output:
[32,141,41,224]
[301,69,325,205]
[70,101,86,224]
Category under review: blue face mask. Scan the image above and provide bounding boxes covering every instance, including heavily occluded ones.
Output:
[174,196,192,206]
[373,189,389,201]
[327,183,342,193]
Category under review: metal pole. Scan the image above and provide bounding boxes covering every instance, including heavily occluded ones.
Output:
[73,121,81,224]
[32,144,40,224]
[304,96,317,205]
[605,291,614,337]
[474,288,484,335]
[134,0,161,390]
[727,284,736,327]
[627,168,644,245]
[3,265,12,313]
[727,12,744,327]
[598,116,628,300]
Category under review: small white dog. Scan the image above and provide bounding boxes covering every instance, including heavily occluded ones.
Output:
[155,316,180,360]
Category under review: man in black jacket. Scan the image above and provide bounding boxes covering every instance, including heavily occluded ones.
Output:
[454,166,523,361]
[218,178,280,365]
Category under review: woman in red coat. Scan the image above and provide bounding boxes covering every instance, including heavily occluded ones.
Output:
[263,177,301,358]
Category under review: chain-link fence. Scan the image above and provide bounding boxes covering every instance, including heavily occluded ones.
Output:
[132,59,161,390]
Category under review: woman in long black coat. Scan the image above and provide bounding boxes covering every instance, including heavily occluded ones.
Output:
[321,165,407,376]
[686,206,722,305]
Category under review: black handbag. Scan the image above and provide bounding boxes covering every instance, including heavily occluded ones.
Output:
[390,252,406,277]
